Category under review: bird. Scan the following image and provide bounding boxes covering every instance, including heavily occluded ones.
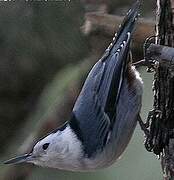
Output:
[4,1,143,172]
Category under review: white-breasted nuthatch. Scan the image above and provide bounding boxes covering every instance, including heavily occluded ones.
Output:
[4,1,143,171]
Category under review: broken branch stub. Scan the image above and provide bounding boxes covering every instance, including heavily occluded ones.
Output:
[146,43,174,65]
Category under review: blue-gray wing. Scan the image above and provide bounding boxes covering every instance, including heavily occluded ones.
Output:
[69,1,140,158]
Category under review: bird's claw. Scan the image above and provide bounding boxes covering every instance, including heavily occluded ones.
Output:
[137,115,150,137]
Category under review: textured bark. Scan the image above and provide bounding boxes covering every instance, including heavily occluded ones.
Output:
[143,0,174,179]
[146,44,174,64]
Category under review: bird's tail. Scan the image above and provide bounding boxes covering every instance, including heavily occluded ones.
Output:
[103,1,140,118]
[101,0,140,60]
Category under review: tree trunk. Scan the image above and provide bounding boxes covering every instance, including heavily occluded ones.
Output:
[144,0,174,179]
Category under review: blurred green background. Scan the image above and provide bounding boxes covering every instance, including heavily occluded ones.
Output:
[0,0,162,179]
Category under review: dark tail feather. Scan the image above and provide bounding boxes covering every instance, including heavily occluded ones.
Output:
[101,0,140,61]
[103,1,140,118]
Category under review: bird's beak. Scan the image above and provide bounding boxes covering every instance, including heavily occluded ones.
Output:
[4,153,33,165]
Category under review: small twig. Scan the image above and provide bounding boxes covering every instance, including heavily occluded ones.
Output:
[132,59,146,66]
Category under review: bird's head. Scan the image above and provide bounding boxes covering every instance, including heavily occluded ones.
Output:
[4,131,68,167]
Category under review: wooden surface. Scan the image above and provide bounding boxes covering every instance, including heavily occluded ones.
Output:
[146,43,174,64]
[143,0,174,179]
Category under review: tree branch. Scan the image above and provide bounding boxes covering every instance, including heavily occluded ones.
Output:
[146,43,174,64]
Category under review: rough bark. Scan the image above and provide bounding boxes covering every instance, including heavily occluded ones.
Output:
[143,0,174,179]
[146,44,174,64]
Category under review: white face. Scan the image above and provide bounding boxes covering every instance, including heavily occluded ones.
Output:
[30,131,67,167]
[27,126,83,170]
[4,125,83,170]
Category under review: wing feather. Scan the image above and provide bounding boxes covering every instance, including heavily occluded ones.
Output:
[70,1,140,158]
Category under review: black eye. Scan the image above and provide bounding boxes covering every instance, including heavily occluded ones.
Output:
[42,143,50,150]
